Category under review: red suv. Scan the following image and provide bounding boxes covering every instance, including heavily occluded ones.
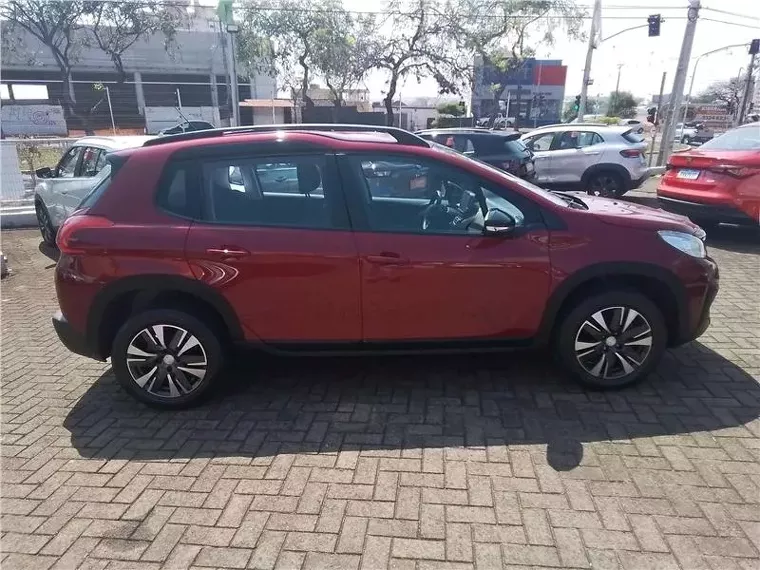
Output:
[53,125,719,408]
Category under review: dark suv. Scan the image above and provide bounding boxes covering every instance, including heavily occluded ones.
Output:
[415,128,536,181]
[53,125,718,408]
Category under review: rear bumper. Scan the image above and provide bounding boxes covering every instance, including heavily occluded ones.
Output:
[53,310,105,361]
[658,197,758,226]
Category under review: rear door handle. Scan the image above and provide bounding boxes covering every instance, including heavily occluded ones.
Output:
[366,251,409,266]
[206,246,250,259]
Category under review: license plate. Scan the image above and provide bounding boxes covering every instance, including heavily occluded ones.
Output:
[676,168,700,180]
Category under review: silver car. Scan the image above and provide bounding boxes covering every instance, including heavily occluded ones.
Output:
[34,136,151,245]
[521,124,654,197]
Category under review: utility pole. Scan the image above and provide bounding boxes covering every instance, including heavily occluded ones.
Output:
[612,64,623,114]
[218,0,240,127]
[738,41,758,124]
[577,0,602,123]
[649,71,666,167]
[658,0,701,166]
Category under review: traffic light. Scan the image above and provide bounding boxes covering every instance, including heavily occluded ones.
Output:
[750,39,759,55]
[573,95,581,112]
[646,106,657,125]
[648,14,661,37]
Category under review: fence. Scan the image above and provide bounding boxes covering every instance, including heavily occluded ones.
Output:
[1,138,75,203]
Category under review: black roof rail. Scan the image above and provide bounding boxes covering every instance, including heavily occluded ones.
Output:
[142,123,430,148]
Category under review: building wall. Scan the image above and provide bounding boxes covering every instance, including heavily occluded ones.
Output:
[0,23,275,133]
[471,57,567,126]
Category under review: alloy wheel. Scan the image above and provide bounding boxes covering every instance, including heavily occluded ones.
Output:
[573,306,653,381]
[126,324,207,398]
[587,175,620,197]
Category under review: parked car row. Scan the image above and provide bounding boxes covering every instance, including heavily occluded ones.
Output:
[44,124,718,409]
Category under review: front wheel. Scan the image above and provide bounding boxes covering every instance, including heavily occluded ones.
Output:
[555,291,667,390]
[586,171,625,198]
[111,309,225,409]
[681,136,692,145]
[35,201,56,246]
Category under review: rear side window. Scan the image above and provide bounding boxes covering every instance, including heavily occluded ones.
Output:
[78,165,112,209]
[198,155,348,230]
[622,131,644,144]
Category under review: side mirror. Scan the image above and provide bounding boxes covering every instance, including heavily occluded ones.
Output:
[483,208,516,235]
[35,166,53,178]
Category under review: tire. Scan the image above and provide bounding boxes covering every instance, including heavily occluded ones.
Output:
[111,309,225,409]
[555,291,667,390]
[35,200,56,246]
[681,136,691,145]
[585,171,626,198]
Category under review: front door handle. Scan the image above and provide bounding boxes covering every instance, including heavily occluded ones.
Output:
[206,246,250,259]
[365,251,409,266]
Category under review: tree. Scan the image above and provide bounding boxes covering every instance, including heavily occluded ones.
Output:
[437,101,466,117]
[694,78,742,116]
[1,0,90,123]
[374,0,458,126]
[311,14,379,108]
[607,90,636,118]
[88,2,185,84]
[238,0,352,111]
[444,0,584,127]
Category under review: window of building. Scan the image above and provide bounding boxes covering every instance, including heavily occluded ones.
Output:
[11,84,49,100]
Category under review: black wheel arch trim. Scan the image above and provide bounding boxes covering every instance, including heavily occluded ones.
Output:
[86,274,245,358]
[535,262,689,346]
[581,163,632,188]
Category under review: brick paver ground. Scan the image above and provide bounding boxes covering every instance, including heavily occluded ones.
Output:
[1,226,759,570]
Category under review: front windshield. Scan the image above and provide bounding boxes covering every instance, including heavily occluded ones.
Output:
[428,141,568,207]
[699,126,760,151]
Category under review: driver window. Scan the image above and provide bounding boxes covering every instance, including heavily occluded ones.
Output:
[57,147,83,178]
[351,156,525,235]
[526,133,554,152]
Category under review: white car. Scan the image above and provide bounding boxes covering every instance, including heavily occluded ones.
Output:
[521,124,653,197]
[34,136,151,245]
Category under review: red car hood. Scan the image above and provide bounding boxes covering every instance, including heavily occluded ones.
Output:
[581,195,702,234]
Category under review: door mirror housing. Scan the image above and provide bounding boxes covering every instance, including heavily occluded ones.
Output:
[35,166,54,178]
[483,208,516,235]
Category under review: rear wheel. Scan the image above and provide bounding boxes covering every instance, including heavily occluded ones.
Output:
[586,171,625,198]
[556,291,667,389]
[111,309,224,409]
[35,201,56,246]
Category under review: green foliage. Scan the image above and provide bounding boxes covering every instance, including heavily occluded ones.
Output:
[606,91,636,119]
[437,102,466,117]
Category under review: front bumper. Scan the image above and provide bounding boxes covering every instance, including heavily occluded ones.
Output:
[53,310,103,360]
[676,257,719,346]
[658,197,758,226]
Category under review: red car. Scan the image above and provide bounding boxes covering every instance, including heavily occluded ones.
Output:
[52,125,718,408]
[658,123,760,229]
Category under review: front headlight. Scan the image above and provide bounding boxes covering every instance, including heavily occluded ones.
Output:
[658,230,706,258]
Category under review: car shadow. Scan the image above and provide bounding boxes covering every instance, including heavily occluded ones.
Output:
[64,344,759,471]
[38,241,60,263]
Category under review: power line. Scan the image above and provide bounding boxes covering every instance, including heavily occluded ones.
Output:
[703,6,760,22]
[701,18,760,31]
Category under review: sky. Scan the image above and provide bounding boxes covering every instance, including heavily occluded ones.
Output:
[340,0,760,102]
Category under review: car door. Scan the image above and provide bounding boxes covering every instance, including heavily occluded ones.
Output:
[549,131,604,185]
[59,146,107,218]
[522,132,556,184]
[184,152,361,343]
[44,145,86,226]
[339,153,551,343]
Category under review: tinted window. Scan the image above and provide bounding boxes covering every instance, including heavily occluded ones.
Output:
[80,147,104,177]
[57,146,83,177]
[477,136,528,156]
[78,165,112,209]
[557,131,603,149]
[622,131,644,143]
[526,133,554,152]
[348,155,528,235]
[202,155,345,229]
[700,127,760,150]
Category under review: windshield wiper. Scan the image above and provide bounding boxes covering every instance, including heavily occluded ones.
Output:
[551,191,589,210]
